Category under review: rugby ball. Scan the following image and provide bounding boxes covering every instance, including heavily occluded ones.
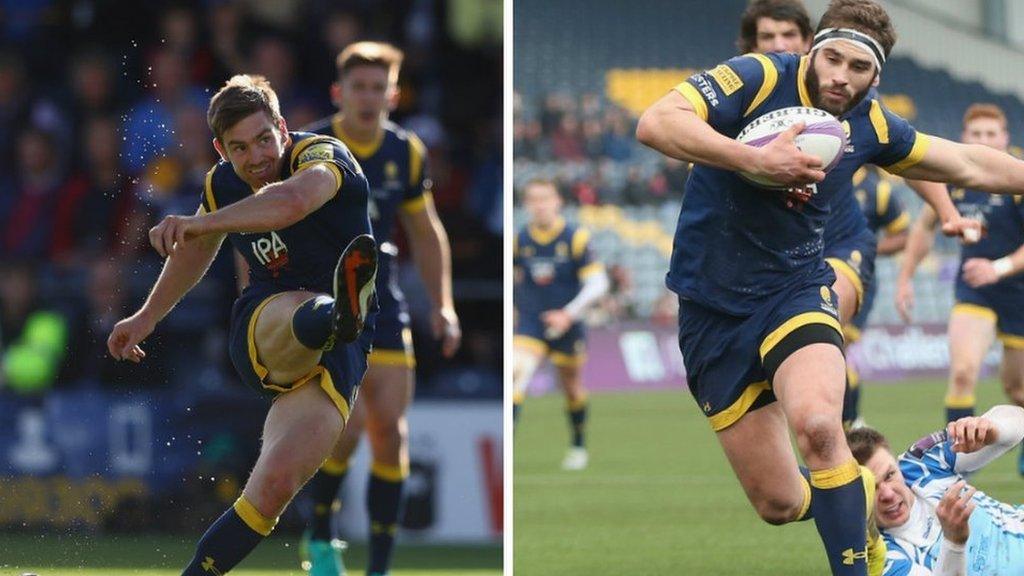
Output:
[737,106,846,189]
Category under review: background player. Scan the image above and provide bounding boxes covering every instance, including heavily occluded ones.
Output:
[300,42,461,576]
[849,405,1024,575]
[897,103,1024,467]
[638,0,1024,572]
[107,74,377,575]
[512,178,609,471]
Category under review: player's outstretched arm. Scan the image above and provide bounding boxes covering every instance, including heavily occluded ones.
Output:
[108,212,226,363]
[636,91,825,187]
[951,405,1024,472]
[899,135,1024,195]
[904,178,979,241]
[398,198,461,358]
[174,164,341,248]
[895,205,939,323]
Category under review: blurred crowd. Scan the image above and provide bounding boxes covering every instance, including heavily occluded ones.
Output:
[514,91,690,207]
[0,0,503,399]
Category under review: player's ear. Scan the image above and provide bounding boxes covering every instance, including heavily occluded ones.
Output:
[330,82,343,109]
[212,137,227,161]
[871,73,880,88]
[387,85,401,112]
[278,117,290,145]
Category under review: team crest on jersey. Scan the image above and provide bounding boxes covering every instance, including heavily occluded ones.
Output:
[849,250,862,268]
[384,161,402,190]
[555,242,569,258]
[820,286,838,315]
[251,231,290,277]
[951,188,966,201]
[529,260,556,286]
[841,121,855,153]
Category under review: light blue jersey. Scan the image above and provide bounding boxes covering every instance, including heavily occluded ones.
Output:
[883,432,1024,575]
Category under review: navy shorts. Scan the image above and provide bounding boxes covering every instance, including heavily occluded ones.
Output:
[678,280,843,431]
[228,285,375,423]
[824,227,877,315]
[954,278,1024,349]
[370,264,415,368]
[514,314,586,367]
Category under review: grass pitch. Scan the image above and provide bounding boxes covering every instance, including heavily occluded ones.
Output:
[0,535,501,575]
[514,378,1024,575]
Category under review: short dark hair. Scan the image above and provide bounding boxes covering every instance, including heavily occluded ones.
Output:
[817,0,897,58]
[206,74,283,143]
[737,0,813,54]
[336,41,404,84]
[847,426,891,466]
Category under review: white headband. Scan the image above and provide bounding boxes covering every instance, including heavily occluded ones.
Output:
[812,27,886,71]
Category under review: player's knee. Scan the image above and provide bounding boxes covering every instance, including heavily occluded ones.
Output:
[752,494,800,526]
[950,363,979,393]
[795,414,841,461]
[366,414,407,448]
[1001,374,1024,405]
[251,459,308,510]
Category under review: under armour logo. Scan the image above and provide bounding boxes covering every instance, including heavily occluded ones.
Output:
[842,547,867,565]
[202,556,224,575]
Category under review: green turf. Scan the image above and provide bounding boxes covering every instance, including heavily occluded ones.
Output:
[514,378,1024,575]
[0,534,501,575]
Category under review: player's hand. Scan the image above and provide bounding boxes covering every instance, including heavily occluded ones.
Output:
[541,309,574,339]
[431,306,462,358]
[941,216,983,244]
[895,277,914,324]
[149,214,203,258]
[962,258,1000,288]
[751,122,826,187]
[947,415,998,453]
[107,312,155,363]
[935,480,975,545]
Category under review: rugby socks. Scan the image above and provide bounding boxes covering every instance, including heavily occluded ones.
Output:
[367,461,407,574]
[309,457,348,541]
[842,366,861,431]
[945,394,975,424]
[795,466,813,522]
[292,295,336,349]
[182,496,275,575]
[809,460,868,575]
[567,396,588,448]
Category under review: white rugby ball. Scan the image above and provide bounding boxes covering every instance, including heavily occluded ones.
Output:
[737,106,847,189]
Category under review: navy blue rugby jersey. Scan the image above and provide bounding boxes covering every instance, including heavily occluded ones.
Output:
[951,185,1024,289]
[671,52,928,315]
[200,132,372,293]
[307,116,429,251]
[513,218,603,318]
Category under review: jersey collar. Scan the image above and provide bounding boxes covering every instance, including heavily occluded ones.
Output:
[797,55,812,107]
[332,114,385,158]
[528,217,566,245]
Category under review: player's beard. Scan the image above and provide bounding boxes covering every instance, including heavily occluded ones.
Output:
[805,55,873,117]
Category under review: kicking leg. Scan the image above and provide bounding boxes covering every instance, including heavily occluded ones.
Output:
[182,377,344,575]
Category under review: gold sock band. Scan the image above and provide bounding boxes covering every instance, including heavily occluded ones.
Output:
[810,459,861,490]
[233,495,278,537]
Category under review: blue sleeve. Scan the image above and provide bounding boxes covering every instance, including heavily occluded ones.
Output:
[871,104,929,175]
[898,431,957,488]
[676,54,778,131]
[877,179,910,234]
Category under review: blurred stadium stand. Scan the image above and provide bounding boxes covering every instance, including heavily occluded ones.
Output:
[0,0,501,542]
